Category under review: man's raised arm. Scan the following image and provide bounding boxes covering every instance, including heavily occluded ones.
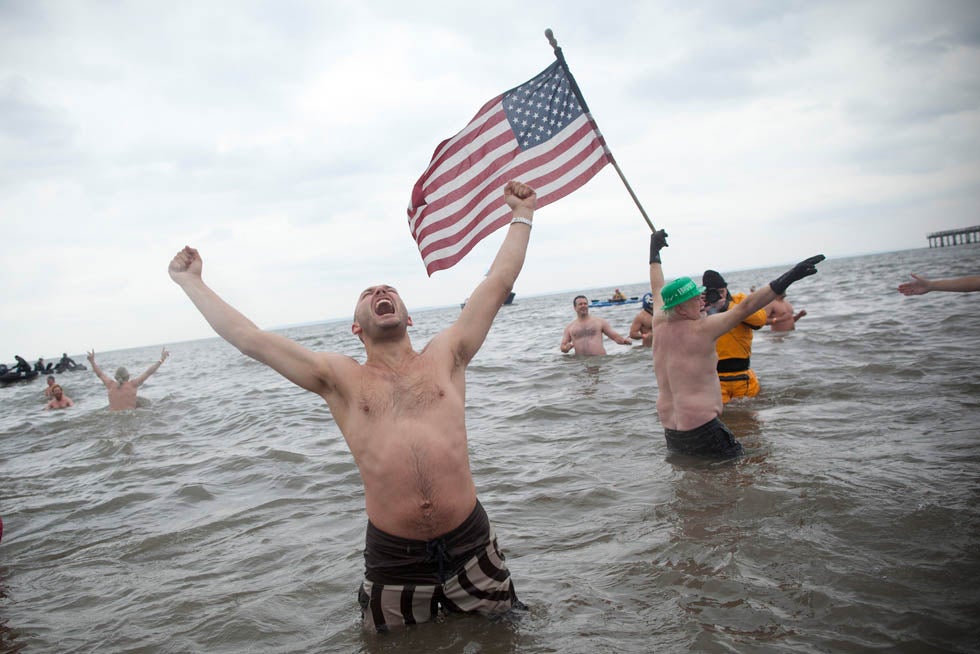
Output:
[87,350,113,388]
[648,230,669,323]
[132,348,169,386]
[449,181,537,364]
[168,246,335,395]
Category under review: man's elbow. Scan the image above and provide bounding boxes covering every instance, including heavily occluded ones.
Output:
[234,328,269,360]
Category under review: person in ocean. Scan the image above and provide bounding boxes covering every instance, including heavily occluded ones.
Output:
[701,269,768,402]
[87,348,169,411]
[43,375,57,398]
[45,384,74,410]
[765,293,807,331]
[898,273,980,295]
[168,181,537,632]
[560,295,633,355]
[628,292,654,347]
[648,230,824,458]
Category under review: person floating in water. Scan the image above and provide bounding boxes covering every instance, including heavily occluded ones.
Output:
[629,293,654,347]
[898,273,980,296]
[701,269,768,403]
[648,230,824,458]
[560,296,633,355]
[87,348,169,411]
[765,293,807,332]
[168,181,537,632]
[45,384,74,410]
[43,375,57,398]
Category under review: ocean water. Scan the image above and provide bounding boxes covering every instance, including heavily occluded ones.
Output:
[2,245,979,653]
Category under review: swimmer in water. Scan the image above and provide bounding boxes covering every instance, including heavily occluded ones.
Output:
[45,384,74,410]
[88,348,169,411]
[629,293,654,347]
[560,295,633,355]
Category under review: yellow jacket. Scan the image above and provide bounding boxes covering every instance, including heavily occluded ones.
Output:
[716,293,766,372]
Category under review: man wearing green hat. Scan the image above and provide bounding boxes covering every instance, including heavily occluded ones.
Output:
[647,231,824,458]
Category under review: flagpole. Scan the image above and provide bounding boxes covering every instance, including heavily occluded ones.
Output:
[544,28,657,233]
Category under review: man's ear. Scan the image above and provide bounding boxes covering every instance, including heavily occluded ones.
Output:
[351,322,361,336]
[407,315,413,327]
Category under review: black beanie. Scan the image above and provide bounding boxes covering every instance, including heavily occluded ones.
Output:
[702,269,727,289]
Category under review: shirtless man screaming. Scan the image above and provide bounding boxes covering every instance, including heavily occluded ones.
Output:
[169,181,537,631]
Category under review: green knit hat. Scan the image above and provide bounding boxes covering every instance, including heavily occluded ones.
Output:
[661,277,705,310]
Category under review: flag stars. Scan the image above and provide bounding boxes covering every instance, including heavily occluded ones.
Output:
[501,63,594,151]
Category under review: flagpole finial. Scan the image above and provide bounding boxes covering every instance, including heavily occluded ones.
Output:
[545,28,557,48]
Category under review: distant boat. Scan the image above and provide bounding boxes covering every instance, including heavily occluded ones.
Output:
[589,296,641,308]
[460,291,516,309]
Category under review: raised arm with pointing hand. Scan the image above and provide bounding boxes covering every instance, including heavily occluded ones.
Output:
[649,231,824,458]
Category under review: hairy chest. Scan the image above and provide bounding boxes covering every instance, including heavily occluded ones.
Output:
[570,321,600,339]
[355,363,457,419]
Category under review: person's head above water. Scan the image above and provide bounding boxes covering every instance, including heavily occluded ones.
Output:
[661,277,706,312]
[114,367,130,383]
[572,295,590,316]
[351,284,413,344]
[642,292,654,313]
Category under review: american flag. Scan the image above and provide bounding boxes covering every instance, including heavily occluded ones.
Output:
[408,60,612,275]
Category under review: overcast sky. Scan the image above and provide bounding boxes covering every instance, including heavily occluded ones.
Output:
[3,0,979,359]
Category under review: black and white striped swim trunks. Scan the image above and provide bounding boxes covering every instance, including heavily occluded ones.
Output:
[358,500,520,631]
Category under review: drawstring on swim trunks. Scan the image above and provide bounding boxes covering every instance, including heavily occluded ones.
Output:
[425,538,450,582]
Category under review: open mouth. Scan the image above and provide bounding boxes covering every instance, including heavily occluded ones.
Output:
[374,298,395,316]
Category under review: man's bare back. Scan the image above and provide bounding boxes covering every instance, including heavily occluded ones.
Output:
[653,316,725,430]
[105,381,141,411]
[88,348,169,411]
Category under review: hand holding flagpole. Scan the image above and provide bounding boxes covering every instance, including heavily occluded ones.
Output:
[545,28,657,234]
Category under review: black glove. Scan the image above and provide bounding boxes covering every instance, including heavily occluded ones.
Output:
[770,255,825,295]
[649,229,669,264]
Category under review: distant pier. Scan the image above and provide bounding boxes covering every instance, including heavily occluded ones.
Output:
[927,225,980,248]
